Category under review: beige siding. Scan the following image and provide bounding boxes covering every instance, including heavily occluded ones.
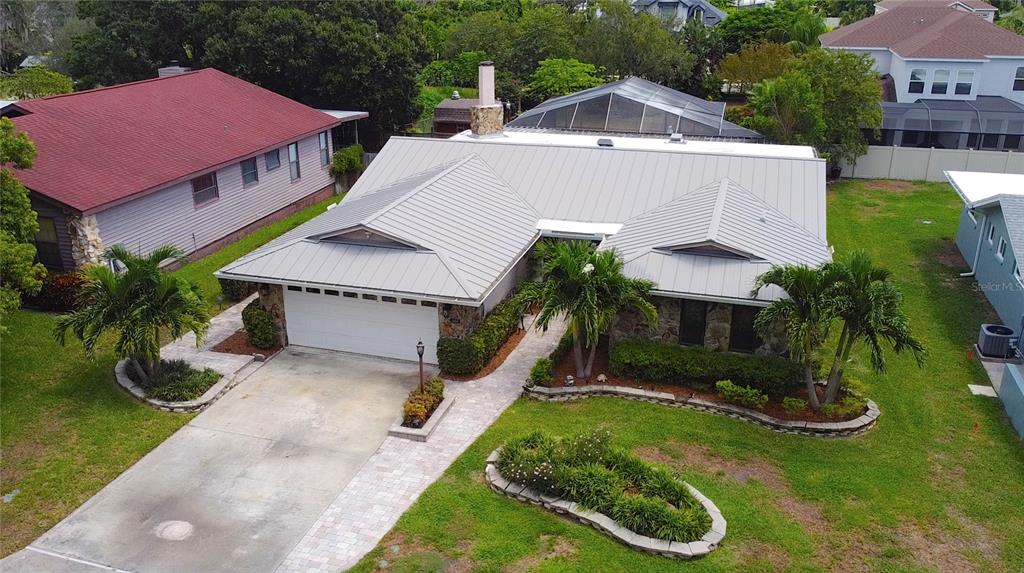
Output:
[94,132,333,258]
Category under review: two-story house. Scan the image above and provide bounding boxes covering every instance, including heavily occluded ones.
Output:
[632,0,727,27]
[874,0,998,22]
[3,68,366,272]
[820,6,1024,151]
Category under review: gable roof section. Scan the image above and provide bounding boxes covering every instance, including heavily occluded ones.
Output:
[599,178,831,302]
[875,0,995,12]
[820,7,1024,59]
[9,68,346,212]
[998,196,1024,264]
[218,155,540,301]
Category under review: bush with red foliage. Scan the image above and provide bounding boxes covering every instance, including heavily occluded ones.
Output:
[25,272,85,312]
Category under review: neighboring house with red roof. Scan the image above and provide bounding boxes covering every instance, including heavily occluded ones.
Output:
[820,6,1024,151]
[2,68,367,272]
[874,0,997,22]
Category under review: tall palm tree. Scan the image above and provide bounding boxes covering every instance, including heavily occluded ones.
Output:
[753,264,837,411]
[518,241,656,379]
[823,250,925,403]
[55,245,210,384]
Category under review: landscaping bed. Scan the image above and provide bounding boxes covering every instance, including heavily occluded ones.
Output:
[437,298,525,378]
[445,327,526,381]
[401,377,446,429]
[123,359,221,402]
[212,328,283,357]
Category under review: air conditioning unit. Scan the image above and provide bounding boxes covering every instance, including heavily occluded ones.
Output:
[977,324,1015,358]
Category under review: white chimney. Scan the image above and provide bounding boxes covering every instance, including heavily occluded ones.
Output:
[469,61,503,137]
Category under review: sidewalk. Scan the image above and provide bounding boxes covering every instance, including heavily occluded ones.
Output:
[160,296,255,376]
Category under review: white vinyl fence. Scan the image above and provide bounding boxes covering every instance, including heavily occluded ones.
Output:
[841,146,1024,181]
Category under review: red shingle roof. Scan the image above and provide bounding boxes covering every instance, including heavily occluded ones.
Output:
[875,0,995,11]
[9,68,344,212]
[820,6,1024,60]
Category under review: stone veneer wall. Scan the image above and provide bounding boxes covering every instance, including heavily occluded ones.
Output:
[258,283,288,346]
[609,295,788,356]
[469,105,504,137]
[67,213,104,267]
[439,303,484,338]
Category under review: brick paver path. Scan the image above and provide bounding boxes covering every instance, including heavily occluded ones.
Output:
[275,317,566,572]
[161,295,255,376]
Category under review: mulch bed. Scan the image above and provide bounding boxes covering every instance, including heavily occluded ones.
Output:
[551,338,864,423]
[446,327,528,382]
[212,329,283,357]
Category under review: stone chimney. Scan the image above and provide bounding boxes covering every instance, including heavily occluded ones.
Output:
[469,62,503,137]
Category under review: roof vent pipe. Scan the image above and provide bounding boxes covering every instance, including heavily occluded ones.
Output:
[597,138,614,147]
[668,133,685,143]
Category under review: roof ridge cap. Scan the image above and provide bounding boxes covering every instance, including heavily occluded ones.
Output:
[705,179,730,242]
[30,68,209,104]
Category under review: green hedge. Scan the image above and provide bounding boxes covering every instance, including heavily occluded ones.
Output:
[609,340,802,395]
[437,298,521,375]
[242,299,279,349]
[330,144,365,176]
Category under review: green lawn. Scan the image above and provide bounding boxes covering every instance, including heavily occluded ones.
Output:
[351,180,1024,573]
[171,196,340,304]
[0,195,339,557]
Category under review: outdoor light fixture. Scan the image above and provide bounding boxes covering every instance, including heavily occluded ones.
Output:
[416,340,425,392]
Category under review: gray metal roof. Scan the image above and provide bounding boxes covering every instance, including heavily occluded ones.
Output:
[994,195,1024,264]
[217,155,540,301]
[600,178,831,302]
[506,77,761,139]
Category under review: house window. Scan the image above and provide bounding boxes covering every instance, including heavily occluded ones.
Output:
[955,70,974,95]
[988,223,996,244]
[658,3,675,19]
[306,287,321,294]
[1014,261,1023,287]
[931,70,949,94]
[287,285,302,291]
[401,298,417,305]
[318,131,330,167]
[265,149,281,171]
[998,237,1007,261]
[691,6,704,21]
[421,300,438,308]
[288,142,300,181]
[34,216,62,268]
[325,289,340,296]
[343,291,357,298]
[362,293,377,301]
[730,306,762,353]
[191,172,219,206]
[908,69,926,94]
[381,296,397,303]
[679,300,707,346]
[1015,67,1024,91]
[241,158,258,186]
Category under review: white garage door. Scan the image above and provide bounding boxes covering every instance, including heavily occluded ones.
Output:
[284,288,439,363]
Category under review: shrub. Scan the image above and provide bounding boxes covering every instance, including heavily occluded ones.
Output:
[610,495,709,542]
[437,298,521,375]
[241,299,279,349]
[402,376,445,428]
[716,379,768,410]
[330,144,365,176]
[782,397,808,415]
[25,272,85,312]
[528,357,554,387]
[218,278,255,302]
[609,340,802,396]
[558,428,613,466]
[561,463,623,513]
[125,358,220,402]
[832,394,867,418]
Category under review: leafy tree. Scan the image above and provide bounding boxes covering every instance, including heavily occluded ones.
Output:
[998,6,1024,36]
[821,0,874,25]
[753,264,837,411]
[446,10,516,60]
[677,16,725,97]
[748,71,824,145]
[785,7,826,53]
[527,58,603,100]
[0,117,45,331]
[505,4,575,79]
[717,42,794,94]
[55,245,210,385]
[822,251,924,403]
[518,241,656,378]
[718,6,789,53]
[0,0,77,72]
[0,66,73,99]
[793,49,881,172]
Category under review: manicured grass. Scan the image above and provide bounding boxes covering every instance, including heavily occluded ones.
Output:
[171,195,340,304]
[352,180,1024,572]
[0,195,340,557]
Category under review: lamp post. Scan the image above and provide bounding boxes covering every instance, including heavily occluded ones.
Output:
[416,340,425,393]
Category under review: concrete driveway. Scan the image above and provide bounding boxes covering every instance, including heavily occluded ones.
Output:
[2,348,426,573]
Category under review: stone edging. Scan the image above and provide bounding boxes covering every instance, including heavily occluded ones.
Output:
[523,384,880,438]
[114,358,252,413]
[484,448,725,559]
[387,396,456,442]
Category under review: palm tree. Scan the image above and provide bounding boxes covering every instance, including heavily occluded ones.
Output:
[55,245,210,384]
[753,264,837,411]
[822,250,925,403]
[518,241,656,379]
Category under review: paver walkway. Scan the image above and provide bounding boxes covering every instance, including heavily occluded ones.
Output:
[161,295,255,376]
[276,316,566,572]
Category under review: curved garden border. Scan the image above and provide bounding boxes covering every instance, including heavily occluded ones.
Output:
[114,359,250,413]
[523,384,880,438]
[484,448,726,559]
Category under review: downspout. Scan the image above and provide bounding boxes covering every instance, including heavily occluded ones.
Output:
[960,211,987,277]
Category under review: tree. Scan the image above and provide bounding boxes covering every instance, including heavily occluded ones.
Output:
[748,71,824,145]
[506,4,575,79]
[785,7,826,53]
[753,265,837,411]
[0,66,73,99]
[718,6,789,54]
[527,58,603,100]
[821,0,874,25]
[822,251,924,403]
[793,49,882,173]
[446,10,516,61]
[678,16,725,97]
[717,42,794,94]
[998,6,1024,36]
[518,241,656,379]
[0,117,45,332]
[55,245,210,384]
